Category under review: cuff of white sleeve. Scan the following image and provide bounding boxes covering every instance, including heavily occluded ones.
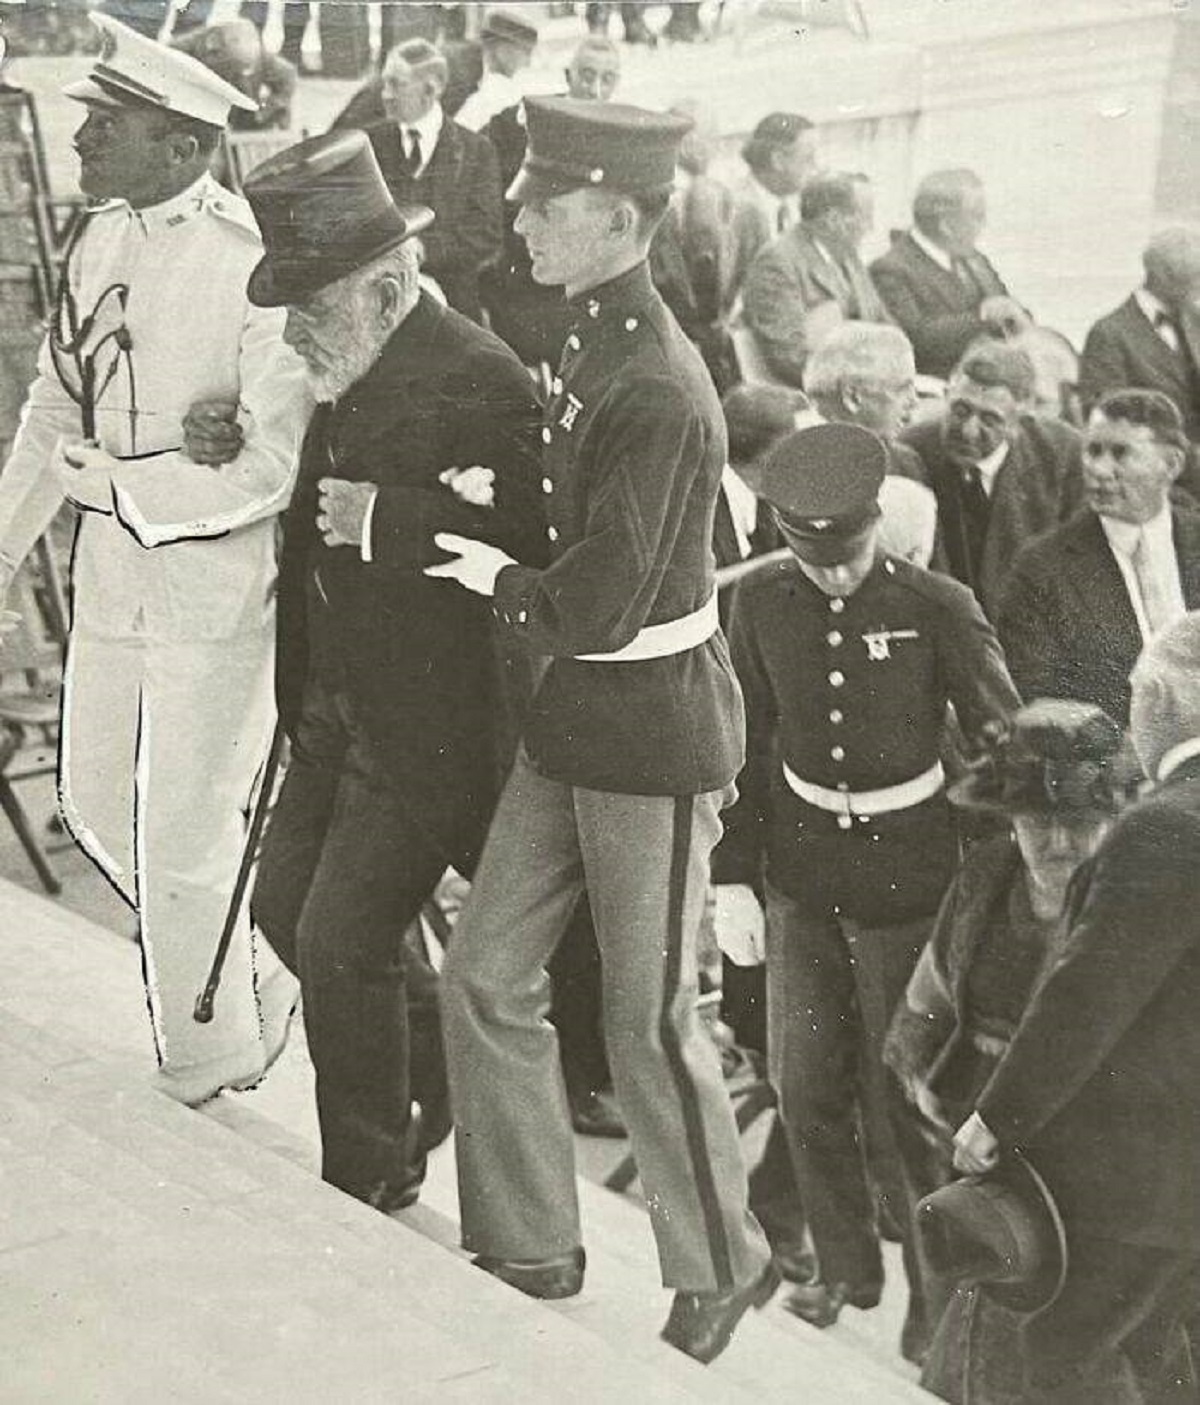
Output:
[360,489,379,563]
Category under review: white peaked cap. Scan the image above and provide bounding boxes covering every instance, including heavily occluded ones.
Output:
[63,12,256,128]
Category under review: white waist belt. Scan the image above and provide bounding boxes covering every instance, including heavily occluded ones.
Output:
[782,760,945,819]
[575,594,718,663]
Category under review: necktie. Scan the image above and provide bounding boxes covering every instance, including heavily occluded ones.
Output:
[403,128,422,179]
[958,464,990,591]
[776,202,791,235]
[1153,310,1180,353]
[951,256,978,295]
[1131,531,1176,636]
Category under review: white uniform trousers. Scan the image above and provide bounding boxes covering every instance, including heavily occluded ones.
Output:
[60,626,295,1088]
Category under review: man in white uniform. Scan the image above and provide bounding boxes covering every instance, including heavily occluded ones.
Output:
[0,15,307,1105]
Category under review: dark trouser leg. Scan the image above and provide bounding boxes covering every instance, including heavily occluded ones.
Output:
[1021,1238,1200,1403]
[280,2,309,64]
[549,896,612,1100]
[252,683,449,1194]
[765,886,881,1291]
[842,915,949,1359]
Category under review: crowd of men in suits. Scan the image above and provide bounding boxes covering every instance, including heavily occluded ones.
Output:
[4,4,1200,1395]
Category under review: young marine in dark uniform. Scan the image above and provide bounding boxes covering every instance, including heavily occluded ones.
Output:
[427,96,775,1365]
[712,424,1019,1359]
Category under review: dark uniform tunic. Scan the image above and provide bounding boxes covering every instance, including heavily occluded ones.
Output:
[493,260,744,795]
[442,260,771,1292]
[716,552,1019,923]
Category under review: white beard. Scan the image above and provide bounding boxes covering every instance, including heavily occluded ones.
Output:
[304,325,388,405]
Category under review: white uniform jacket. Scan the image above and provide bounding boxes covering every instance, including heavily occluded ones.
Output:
[0,171,308,642]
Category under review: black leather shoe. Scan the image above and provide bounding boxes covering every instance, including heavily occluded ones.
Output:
[568,1088,627,1139]
[473,1247,585,1300]
[783,1279,882,1328]
[343,1172,423,1215]
[660,1259,781,1364]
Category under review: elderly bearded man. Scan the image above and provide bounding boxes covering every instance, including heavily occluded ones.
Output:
[243,131,545,1212]
[427,98,775,1365]
[0,16,307,1107]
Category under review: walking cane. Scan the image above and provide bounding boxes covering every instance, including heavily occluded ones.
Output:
[194,722,286,1024]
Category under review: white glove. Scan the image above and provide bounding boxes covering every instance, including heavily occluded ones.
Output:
[55,438,116,515]
[713,884,766,967]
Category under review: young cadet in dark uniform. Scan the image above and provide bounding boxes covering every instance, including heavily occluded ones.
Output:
[712,423,1019,1360]
[426,96,776,1365]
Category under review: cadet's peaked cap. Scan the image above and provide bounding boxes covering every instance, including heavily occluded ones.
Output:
[482,10,539,47]
[244,130,433,307]
[757,422,886,563]
[64,12,256,127]
[508,96,692,203]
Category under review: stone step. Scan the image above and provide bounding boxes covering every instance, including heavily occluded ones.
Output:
[1,885,713,1404]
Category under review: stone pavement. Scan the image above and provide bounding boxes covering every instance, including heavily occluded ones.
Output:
[1,877,932,1402]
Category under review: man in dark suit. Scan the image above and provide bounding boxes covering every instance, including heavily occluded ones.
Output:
[1080,228,1200,442]
[742,171,890,388]
[726,111,816,312]
[901,341,1084,618]
[365,37,503,322]
[241,132,544,1213]
[870,169,1028,380]
[999,389,1200,728]
[953,609,1200,1401]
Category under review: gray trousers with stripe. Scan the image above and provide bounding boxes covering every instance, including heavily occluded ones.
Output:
[442,749,772,1292]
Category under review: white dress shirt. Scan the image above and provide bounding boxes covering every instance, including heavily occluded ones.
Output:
[720,464,759,559]
[1100,505,1185,642]
[399,102,445,178]
[973,440,1008,497]
[911,227,955,274]
[1133,287,1180,353]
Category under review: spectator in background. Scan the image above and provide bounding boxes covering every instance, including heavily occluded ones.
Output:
[871,169,1029,380]
[563,32,621,101]
[364,38,502,322]
[174,18,296,131]
[742,171,889,388]
[454,9,538,133]
[998,389,1200,728]
[1080,228,1200,442]
[727,111,816,309]
[901,342,1084,618]
[803,323,939,567]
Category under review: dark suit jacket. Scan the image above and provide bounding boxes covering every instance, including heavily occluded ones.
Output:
[997,507,1200,727]
[870,230,1009,379]
[901,414,1085,619]
[276,293,545,868]
[366,115,503,322]
[742,225,890,387]
[978,756,1200,1250]
[1079,294,1200,441]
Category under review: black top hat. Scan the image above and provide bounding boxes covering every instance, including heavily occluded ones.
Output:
[950,698,1132,816]
[916,1151,1068,1315]
[755,422,885,565]
[508,96,692,205]
[243,130,434,308]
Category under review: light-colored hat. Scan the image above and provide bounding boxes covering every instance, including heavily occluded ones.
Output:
[63,12,256,128]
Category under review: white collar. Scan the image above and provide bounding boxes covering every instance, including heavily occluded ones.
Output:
[974,439,1008,489]
[1133,286,1169,326]
[125,173,216,234]
[402,102,444,158]
[1158,736,1200,782]
[911,226,954,274]
[1099,502,1173,557]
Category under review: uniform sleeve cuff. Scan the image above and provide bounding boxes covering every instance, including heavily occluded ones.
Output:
[360,489,379,562]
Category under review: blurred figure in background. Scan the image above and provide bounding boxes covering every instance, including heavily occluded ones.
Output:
[727,111,817,310]
[454,9,538,133]
[175,18,296,131]
[365,37,502,321]
[872,169,1029,381]
[901,342,1084,618]
[1080,227,1200,443]
[742,171,889,388]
